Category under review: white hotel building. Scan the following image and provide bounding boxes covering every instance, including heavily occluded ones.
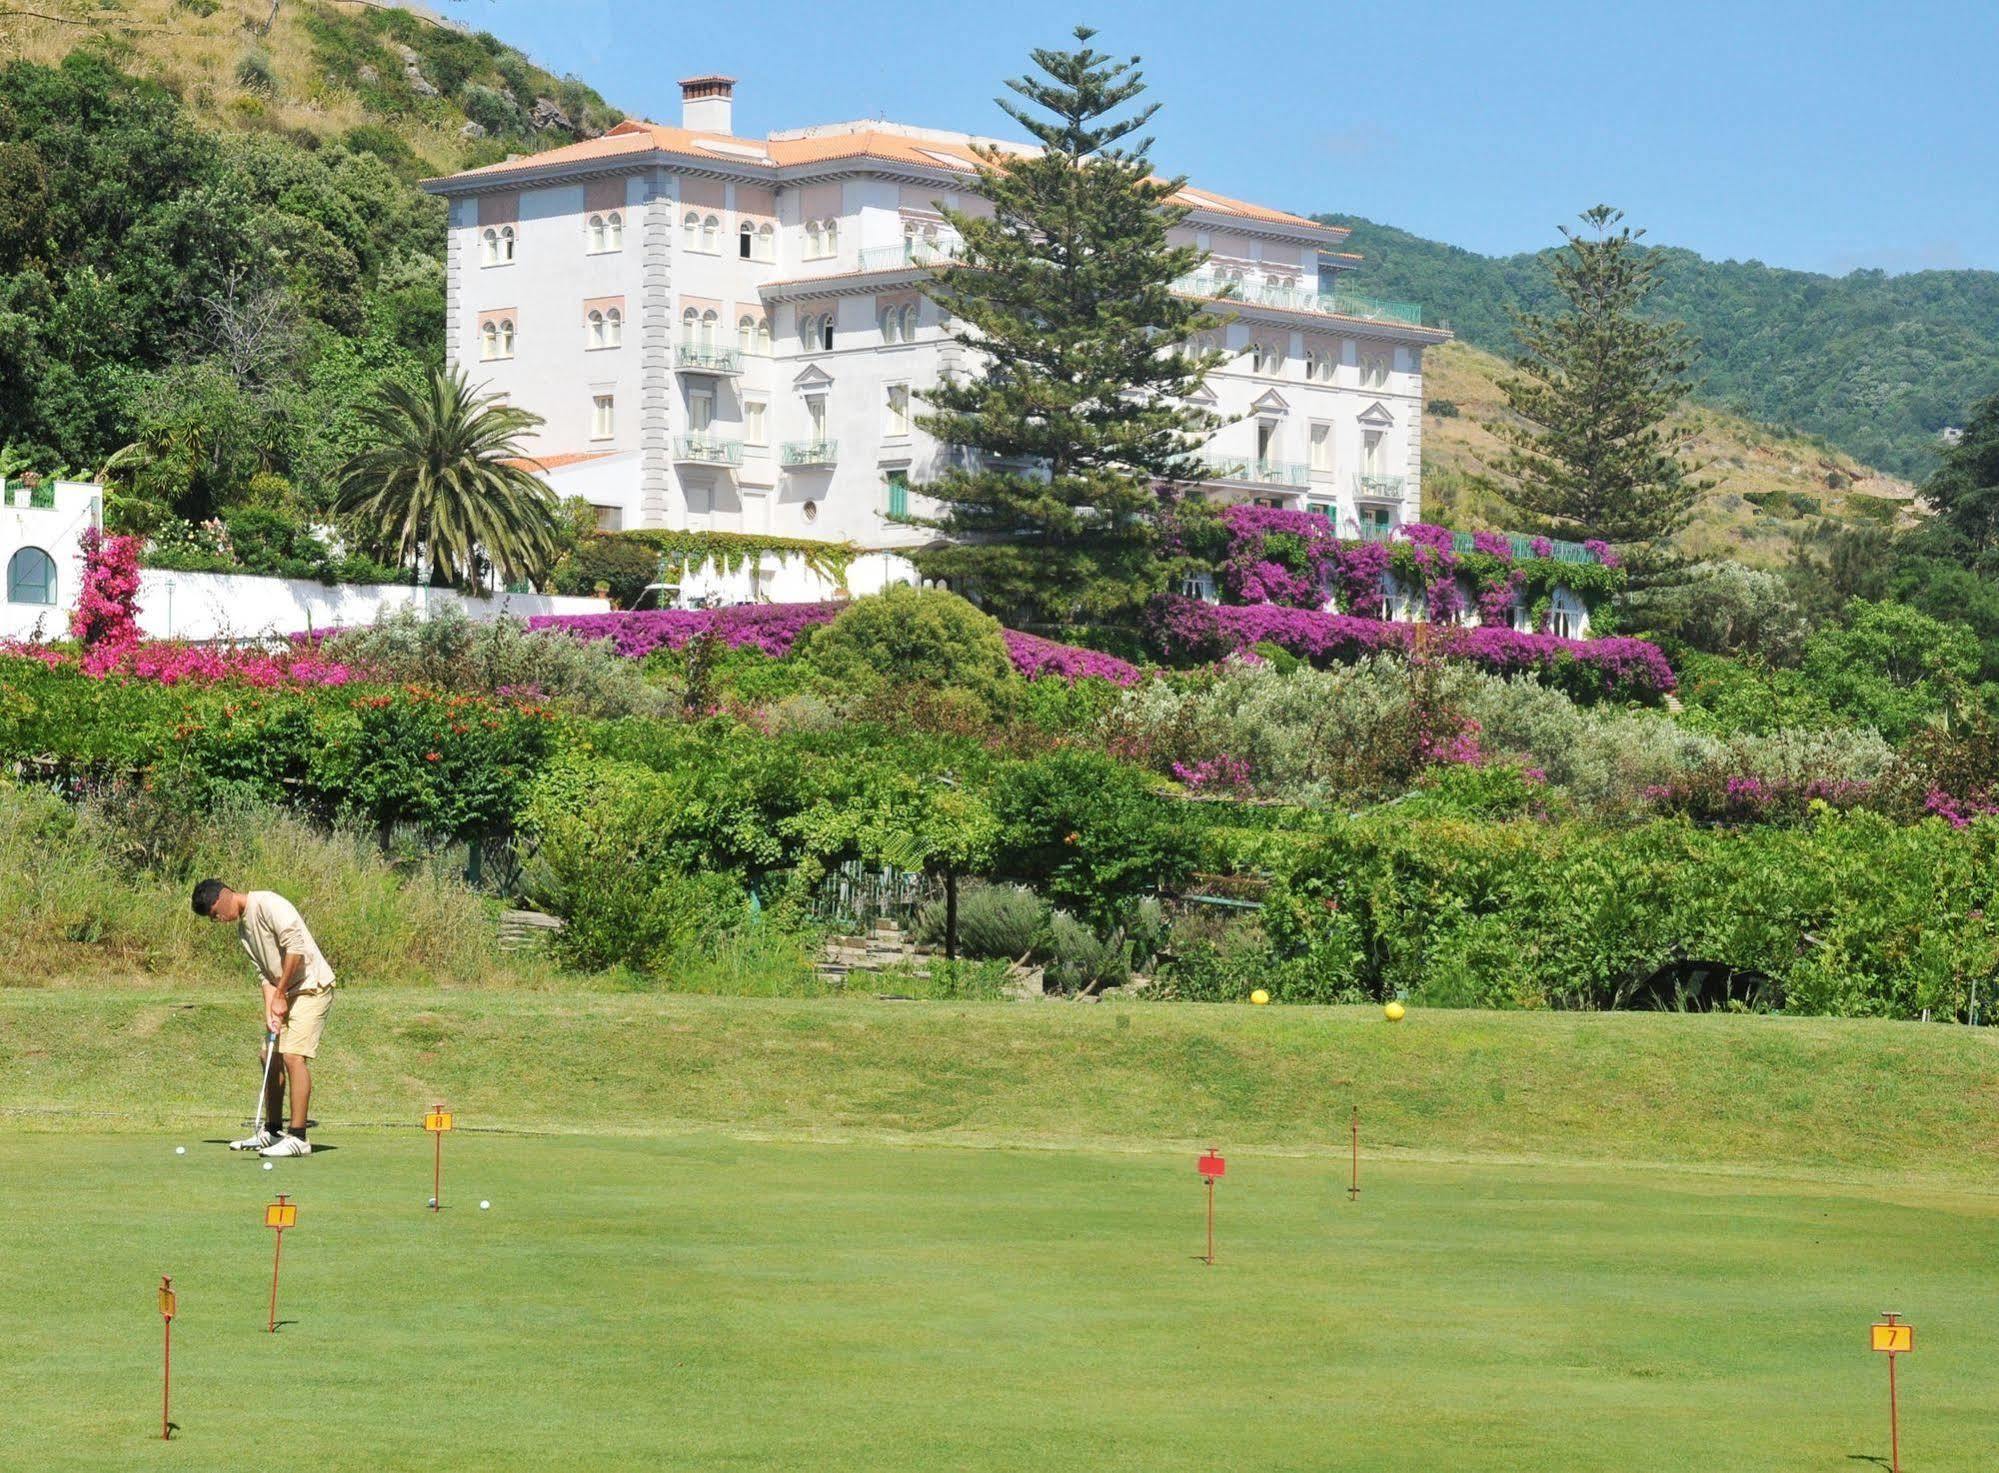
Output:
[424,77,1450,598]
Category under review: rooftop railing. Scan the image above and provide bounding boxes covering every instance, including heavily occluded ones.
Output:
[1173,272,1427,328]
[853,238,962,275]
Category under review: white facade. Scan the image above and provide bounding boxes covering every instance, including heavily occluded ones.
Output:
[2,480,98,641]
[425,79,1449,567]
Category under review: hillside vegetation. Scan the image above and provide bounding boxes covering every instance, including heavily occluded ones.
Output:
[1421,341,1920,565]
[0,0,620,173]
[1325,212,1999,481]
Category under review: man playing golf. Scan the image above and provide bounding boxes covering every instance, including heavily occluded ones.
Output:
[191,880,336,1158]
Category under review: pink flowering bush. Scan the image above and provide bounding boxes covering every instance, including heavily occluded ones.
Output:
[1171,753,1252,794]
[1146,597,1675,704]
[70,528,143,651]
[3,639,359,687]
[1216,504,1337,608]
[1003,630,1142,686]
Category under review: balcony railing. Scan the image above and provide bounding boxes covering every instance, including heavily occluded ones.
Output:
[855,239,960,274]
[1449,530,1596,564]
[1173,273,1427,328]
[675,344,742,375]
[673,435,743,467]
[1353,473,1406,499]
[780,439,838,467]
[1200,456,1311,488]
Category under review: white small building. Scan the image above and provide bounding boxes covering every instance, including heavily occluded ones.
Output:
[422,76,1451,593]
[2,479,98,641]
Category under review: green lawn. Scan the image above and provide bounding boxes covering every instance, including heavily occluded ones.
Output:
[2,992,1996,1469]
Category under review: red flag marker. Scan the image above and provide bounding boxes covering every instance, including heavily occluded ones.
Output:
[1197,1150,1226,1264]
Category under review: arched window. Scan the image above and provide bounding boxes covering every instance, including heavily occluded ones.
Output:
[824,218,838,253]
[587,309,606,349]
[755,318,771,355]
[1250,342,1268,374]
[605,307,622,348]
[682,307,700,344]
[739,222,754,260]
[682,211,700,247]
[738,315,756,353]
[588,214,606,252]
[499,225,515,263]
[701,214,719,252]
[481,320,499,359]
[819,313,835,352]
[606,211,623,251]
[6,546,54,605]
[901,304,918,340]
[756,222,774,261]
[700,309,718,349]
[881,306,901,344]
[499,318,514,356]
[804,220,823,258]
[480,227,499,266]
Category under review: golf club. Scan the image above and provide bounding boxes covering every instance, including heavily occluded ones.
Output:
[247,1027,279,1138]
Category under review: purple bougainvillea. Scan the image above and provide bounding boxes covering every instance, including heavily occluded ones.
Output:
[1002,630,1143,686]
[1145,598,1675,703]
[1470,530,1514,561]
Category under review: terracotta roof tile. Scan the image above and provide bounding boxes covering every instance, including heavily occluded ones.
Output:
[504,450,621,472]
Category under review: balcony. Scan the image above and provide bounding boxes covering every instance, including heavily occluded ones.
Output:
[1353,473,1407,500]
[855,238,960,274]
[1200,456,1311,488]
[673,435,743,467]
[1449,530,1596,564]
[1172,272,1428,329]
[675,344,742,376]
[780,439,838,467]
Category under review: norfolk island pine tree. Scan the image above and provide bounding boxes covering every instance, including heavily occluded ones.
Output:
[910,27,1233,633]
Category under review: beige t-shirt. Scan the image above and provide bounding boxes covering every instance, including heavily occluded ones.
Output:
[238,891,336,994]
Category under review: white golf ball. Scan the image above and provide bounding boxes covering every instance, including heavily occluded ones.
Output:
[479,1200,490,1210]
[262,1161,274,1170]
[175,1146,186,1155]
[427,1197,437,1208]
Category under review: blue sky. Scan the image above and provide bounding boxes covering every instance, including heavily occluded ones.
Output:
[462,0,1998,274]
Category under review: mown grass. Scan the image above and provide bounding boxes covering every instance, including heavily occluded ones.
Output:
[2,1131,1993,1471]
[4,990,1996,1183]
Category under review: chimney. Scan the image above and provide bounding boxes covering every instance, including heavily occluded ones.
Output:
[679,75,736,134]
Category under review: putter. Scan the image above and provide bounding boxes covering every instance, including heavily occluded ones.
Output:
[247,1028,280,1140]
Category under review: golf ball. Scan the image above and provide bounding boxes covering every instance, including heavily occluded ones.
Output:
[480,1200,491,1211]
[1249,989,1270,1006]
[1385,1001,1406,1022]
[175,1146,186,1155]
[262,1160,274,1170]
[428,1197,438,1208]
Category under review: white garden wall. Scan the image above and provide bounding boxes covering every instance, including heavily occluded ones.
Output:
[135,571,609,640]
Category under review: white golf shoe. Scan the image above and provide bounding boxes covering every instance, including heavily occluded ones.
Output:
[230,1127,279,1151]
[259,1134,312,1158]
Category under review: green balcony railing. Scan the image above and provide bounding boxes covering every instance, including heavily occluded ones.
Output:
[1449,530,1595,564]
[780,439,838,467]
[673,435,743,467]
[1172,273,1427,328]
[675,344,742,375]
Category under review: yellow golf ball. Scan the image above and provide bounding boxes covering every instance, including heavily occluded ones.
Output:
[1249,989,1270,1006]
[1384,1001,1406,1022]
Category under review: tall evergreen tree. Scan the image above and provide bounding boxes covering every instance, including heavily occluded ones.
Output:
[1486,205,1708,570]
[1920,393,1999,564]
[913,28,1225,629]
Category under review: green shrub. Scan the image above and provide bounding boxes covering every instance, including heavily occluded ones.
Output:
[552,536,659,607]
[992,749,1196,926]
[915,881,1046,959]
[799,586,1014,703]
[1042,910,1131,995]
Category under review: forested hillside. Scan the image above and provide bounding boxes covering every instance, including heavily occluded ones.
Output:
[1322,213,1999,480]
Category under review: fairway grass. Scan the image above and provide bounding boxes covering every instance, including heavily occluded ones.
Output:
[4,992,1997,1469]
[2,1132,1994,1471]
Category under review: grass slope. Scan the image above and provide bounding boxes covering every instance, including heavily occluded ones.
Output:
[1421,341,1919,566]
[4,990,1997,1183]
[0,0,620,175]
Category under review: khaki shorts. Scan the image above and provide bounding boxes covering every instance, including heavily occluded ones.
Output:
[278,988,334,1058]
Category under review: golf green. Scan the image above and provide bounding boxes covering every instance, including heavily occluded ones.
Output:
[2,1129,1993,1470]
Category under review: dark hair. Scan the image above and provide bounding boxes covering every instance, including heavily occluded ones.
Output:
[191,878,231,916]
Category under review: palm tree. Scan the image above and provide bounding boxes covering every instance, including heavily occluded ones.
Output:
[335,366,560,588]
